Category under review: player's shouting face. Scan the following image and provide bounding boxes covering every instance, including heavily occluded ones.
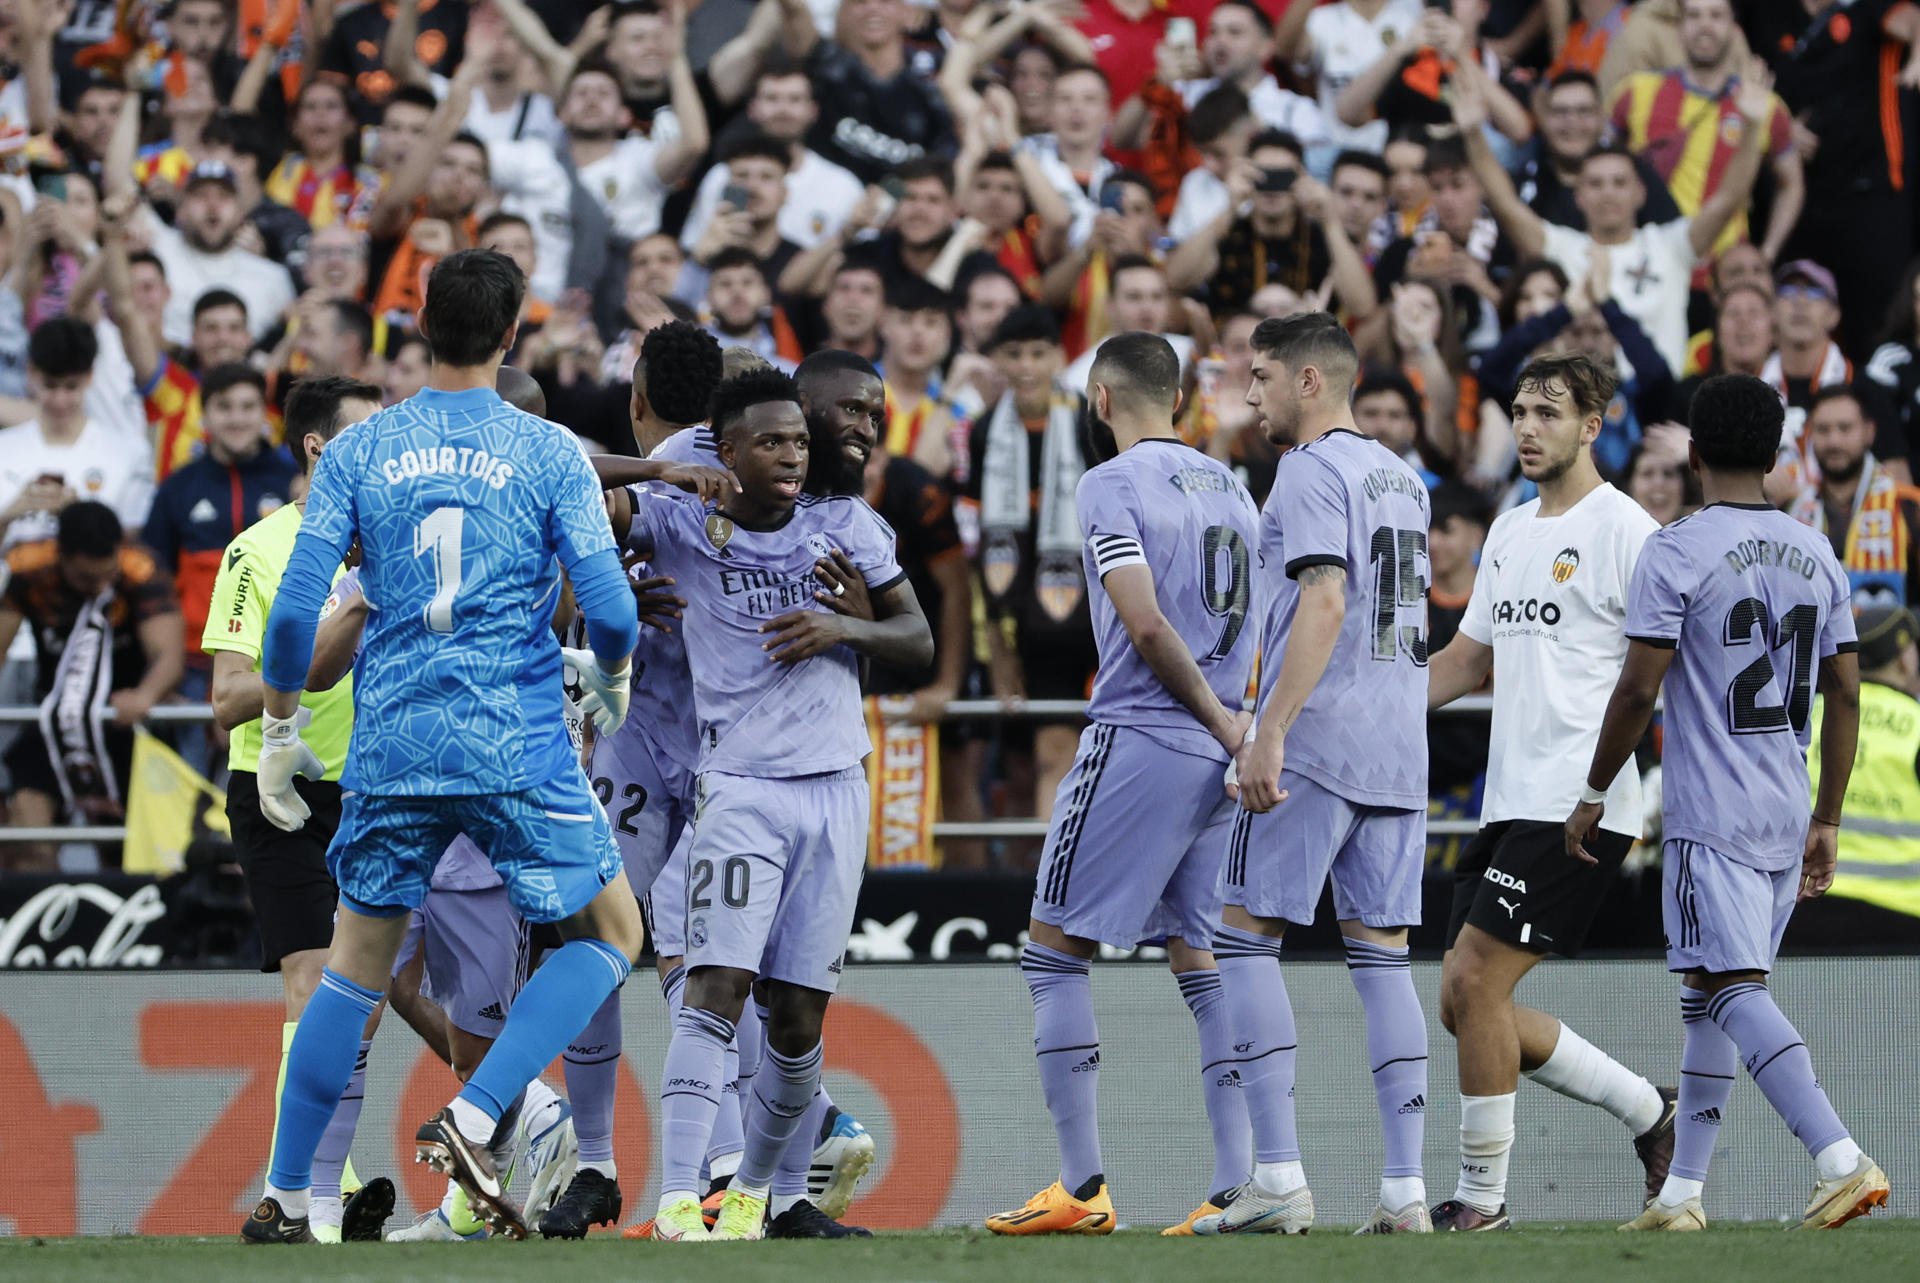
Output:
[720,401,811,521]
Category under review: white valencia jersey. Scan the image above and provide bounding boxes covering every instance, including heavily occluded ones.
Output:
[1457,483,1657,835]
[1301,0,1423,155]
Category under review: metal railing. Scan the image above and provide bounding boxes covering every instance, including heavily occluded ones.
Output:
[0,697,1502,844]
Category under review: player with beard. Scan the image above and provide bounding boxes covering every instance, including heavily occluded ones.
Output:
[628,368,932,1242]
[1425,353,1676,1230]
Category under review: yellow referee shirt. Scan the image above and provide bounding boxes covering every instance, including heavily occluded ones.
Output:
[202,502,355,779]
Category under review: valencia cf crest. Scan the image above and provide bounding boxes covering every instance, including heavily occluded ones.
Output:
[705,513,735,551]
[1551,547,1580,583]
[983,533,1018,598]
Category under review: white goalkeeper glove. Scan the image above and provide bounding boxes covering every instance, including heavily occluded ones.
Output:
[561,648,632,735]
[258,712,325,832]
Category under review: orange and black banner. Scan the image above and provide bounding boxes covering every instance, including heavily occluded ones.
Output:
[864,697,941,870]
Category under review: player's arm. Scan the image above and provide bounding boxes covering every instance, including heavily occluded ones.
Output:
[590,455,739,503]
[1803,649,1861,900]
[1234,563,1345,811]
[1566,639,1674,862]
[1427,632,1493,708]
[1104,562,1248,752]
[309,582,370,692]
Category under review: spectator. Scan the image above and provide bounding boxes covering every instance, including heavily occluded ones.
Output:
[701,247,802,371]
[262,78,363,229]
[164,0,288,131]
[1624,432,1700,525]
[1765,260,1905,495]
[1336,0,1534,145]
[1073,0,1210,105]
[1329,149,1390,268]
[948,265,1022,422]
[1756,0,1920,355]
[1357,281,1468,470]
[937,1,1094,151]
[0,318,154,551]
[539,54,708,245]
[132,58,221,203]
[1787,386,1920,608]
[318,0,467,114]
[365,106,492,327]
[1596,0,1748,94]
[1167,81,1254,243]
[809,159,996,299]
[1866,259,1920,474]
[382,332,432,406]
[1062,256,1194,393]
[1370,137,1511,323]
[686,131,804,285]
[380,0,560,146]
[59,72,123,182]
[791,0,954,184]
[1273,0,1423,156]
[1167,129,1376,321]
[1170,1,1329,156]
[1352,365,1445,487]
[1516,71,1681,233]
[0,501,184,869]
[962,305,1095,829]
[682,61,864,253]
[816,260,886,363]
[1608,0,1802,272]
[1201,309,1281,501]
[140,363,295,773]
[285,298,380,384]
[1675,281,1773,415]
[1425,481,1490,800]
[142,161,294,346]
[199,113,313,282]
[1019,63,1117,221]
[1678,240,1770,378]
[879,277,960,472]
[630,232,692,300]
[1454,69,1767,374]
[296,224,369,306]
[950,92,1075,289]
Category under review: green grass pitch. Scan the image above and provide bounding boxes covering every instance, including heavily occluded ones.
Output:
[3,1223,1914,1283]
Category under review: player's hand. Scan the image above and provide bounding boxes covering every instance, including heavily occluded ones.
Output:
[1215,707,1253,758]
[561,648,633,735]
[656,463,739,504]
[631,573,686,633]
[760,608,849,663]
[812,549,874,621]
[258,717,326,832]
[1798,819,1839,902]
[1232,727,1289,813]
[1565,799,1605,865]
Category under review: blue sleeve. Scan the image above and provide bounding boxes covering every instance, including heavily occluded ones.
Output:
[1474,304,1572,405]
[263,436,358,692]
[1600,300,1674,409]
[571,545,640,664]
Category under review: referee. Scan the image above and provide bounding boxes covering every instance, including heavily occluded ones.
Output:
[204,375,386,1243]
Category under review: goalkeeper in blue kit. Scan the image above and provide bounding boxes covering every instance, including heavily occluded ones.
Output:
[240,249,728,1243]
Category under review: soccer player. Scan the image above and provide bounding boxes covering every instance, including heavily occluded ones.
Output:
[205,374,392,1244]
[1426,353,1676,1232]
[623,368,933,1242]
[1569,373,1890,1232]
[240,249,651,1244]
[1217,313,1433,1235]
[983,332,1260,1238]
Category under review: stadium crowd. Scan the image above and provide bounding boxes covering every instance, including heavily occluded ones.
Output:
[3,0,1920,878]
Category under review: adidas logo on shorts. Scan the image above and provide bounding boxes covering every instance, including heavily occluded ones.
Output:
[1690,1106,1722,1126]
[478,1002,504,1021]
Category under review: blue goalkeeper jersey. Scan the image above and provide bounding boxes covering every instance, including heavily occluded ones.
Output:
[263,386,638,796]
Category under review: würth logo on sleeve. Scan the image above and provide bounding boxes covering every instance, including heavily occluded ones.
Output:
[1551,547,1581,583]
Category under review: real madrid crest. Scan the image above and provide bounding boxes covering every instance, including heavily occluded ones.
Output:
[1552,547,1580,584]
[705,512,735,551]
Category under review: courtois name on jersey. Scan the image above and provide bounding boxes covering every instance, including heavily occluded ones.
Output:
[1078,441,1262,761]
[626,488,906,779]
[616,425,717,773]
[1627,502,1857,871]
[287,387,631,795]
[1258,429,1431,809]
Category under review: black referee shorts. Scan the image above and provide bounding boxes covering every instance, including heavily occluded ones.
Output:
[228,772,344,973]
[1445,819,1633,958]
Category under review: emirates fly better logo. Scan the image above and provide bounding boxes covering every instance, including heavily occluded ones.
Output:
[1551,547,1581,584]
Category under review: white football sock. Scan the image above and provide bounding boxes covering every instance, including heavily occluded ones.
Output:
[264,1182,310,1219]
[449,1096,496,1147]
[1815,1139,1865,1182]
[1455,1093,1515,1215]
[1381,1175,1425,1209]
[1251,1159,1306,1194]
[708,1149,741,1182]
[1657,1175,1704,1207]
[770,1192,805,1219]
[579,1159,617,1179]
[1526,1023,1664,1134]
[309,1194,343,1230]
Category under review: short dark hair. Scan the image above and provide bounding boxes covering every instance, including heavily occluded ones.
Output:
[1806,383,1871,419]
[1429,481,1490,531]
[1353,367,1422,422]
[1107,253,1162,286]
[722,130,792,170]
[638,320,725,426]
[1578,142,1641,174]
[387,329,429,362]
[961,264,1021,304]
[795,348,882,392]
[1515,352,1619,422]
[283,375,381,473]
[324,299,374,358]
[1688,373,1785,470]
[1090,331,1180,409]
[129,249,165,278]
[886,275,952,314]
[192,288,248,323]
[1422,137,1470,177]
[28,317,98,377]
[1250,128,1306,163]
[446,131,490,174]
[1546,69,1601,99]
[1330,149,1389,182]
[706,245,767,279]
[988,304,1062,351]
[565,56,625,95]
[1249,311,1357,390]
[1213,0,1276,35]
[1055,61,1110,91]
[477,210,533,241]
[895,156,954,194]
[708,366,803,438]
[1188,82,1251,146]
[421,249,525,368]
[200,361,267,404]
[57,501,121,559]
[384,84,439,116]
[202,111,277,174]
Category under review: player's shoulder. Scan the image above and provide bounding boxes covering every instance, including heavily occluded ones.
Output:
[650,425,719,465]
[797,491,893,531]
[1484,496,1538,546]
[1586,483,1661,537]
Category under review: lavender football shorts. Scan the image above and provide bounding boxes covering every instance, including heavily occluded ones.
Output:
[589,722,696,899]
[645,824,696,959]
[1223,768,1424,928]
[390,884,530,1038]
[1662,839,1797,975]
[1030,722,1236,949]
[684,767,867,994]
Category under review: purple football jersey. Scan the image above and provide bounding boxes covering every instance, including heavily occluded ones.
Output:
[1626,502,1856,871]
[1257,429,1431,809]
[627,490,905,778]
[616,427,716,773]
[1079,441,1262,761]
